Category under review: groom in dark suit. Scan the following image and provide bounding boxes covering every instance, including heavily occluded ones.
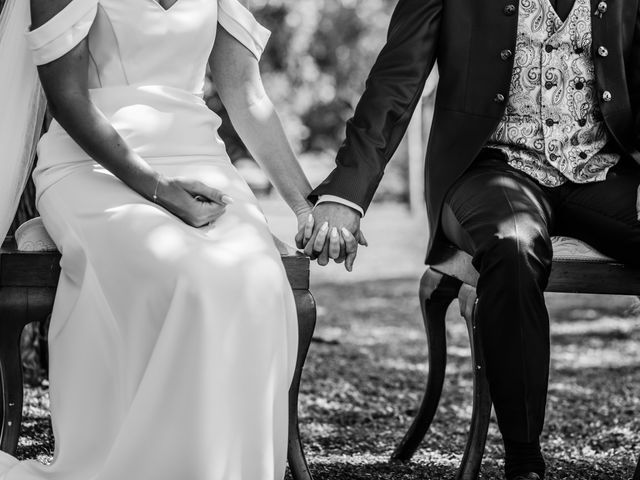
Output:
[299,0,640,478]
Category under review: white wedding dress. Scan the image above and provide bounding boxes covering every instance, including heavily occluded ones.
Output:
[0,1,298,479]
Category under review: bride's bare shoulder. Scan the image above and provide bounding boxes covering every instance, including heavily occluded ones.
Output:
[30,0,75,30]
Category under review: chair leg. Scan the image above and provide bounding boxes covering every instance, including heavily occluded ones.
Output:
[288,290,317,480]
[455,285,492,480]
[0,287,56,455]
[391,268,461,461]
[0,288,30,455]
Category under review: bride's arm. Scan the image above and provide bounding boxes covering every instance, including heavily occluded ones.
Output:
[30,0,229,227]
[209,27,313,220]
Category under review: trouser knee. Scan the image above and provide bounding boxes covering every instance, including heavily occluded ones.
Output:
[474,231,552,292]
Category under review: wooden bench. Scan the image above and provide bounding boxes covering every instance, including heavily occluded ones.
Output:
[0,230,316,480]
[391,237,640,480]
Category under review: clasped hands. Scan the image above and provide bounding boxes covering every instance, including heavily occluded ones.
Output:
[295,202,368,271]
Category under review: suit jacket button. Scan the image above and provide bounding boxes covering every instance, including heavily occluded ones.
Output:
[602,91,612,102]
[598,1,608,13]
[494,93,506,103]
[598,46,609,57]
[500,49,513,60]
[504,4,516,15]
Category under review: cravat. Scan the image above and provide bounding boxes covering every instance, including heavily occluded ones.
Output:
[548,0,576,21]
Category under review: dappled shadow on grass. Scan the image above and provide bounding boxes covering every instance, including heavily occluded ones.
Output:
[286,457,457,480]
[15,386,53,463]
[542,457,636,480]
[13,279,640,479]
[285,455,637,480]
[299,279,640,479]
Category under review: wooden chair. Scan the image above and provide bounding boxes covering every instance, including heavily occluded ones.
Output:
[391,237,640,480]
[0,194,316,480]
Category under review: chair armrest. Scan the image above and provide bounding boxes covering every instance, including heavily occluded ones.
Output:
[2,236,15,249]
[271,235,310,290]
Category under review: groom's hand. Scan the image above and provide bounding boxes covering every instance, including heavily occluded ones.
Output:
[296,202,366,271]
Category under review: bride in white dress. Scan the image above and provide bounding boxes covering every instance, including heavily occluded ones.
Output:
[0,0,315,479]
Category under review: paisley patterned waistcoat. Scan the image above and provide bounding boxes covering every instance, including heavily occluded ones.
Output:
[487,0,619,186]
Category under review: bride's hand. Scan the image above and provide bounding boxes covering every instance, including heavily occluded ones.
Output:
[155,176,233,227]
[294,204,314,249]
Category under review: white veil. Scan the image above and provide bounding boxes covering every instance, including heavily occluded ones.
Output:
[0,0,47,243]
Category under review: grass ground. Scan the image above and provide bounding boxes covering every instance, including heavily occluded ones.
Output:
[12,201,640,479]
[291,282,640,480]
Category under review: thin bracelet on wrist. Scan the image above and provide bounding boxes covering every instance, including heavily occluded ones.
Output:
[152,174,162,204]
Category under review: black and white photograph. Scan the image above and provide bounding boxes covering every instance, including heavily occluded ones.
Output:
[1,0,640,478]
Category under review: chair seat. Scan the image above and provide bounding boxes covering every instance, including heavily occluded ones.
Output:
[550,236,613,262]
[1,234,310,290]
[428,236,640,295]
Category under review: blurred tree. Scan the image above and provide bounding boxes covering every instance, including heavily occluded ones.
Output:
[210,0,419,203]
[211,0,398,156]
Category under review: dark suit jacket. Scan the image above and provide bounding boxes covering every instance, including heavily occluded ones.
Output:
[309,0,640,262]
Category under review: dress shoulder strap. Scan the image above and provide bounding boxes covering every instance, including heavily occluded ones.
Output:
[217,0,270,60]
[25,0,98,65]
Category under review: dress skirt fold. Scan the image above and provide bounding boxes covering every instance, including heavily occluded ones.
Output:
[0,156,298,480]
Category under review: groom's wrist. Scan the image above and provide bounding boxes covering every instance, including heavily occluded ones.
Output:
[316,195,364,217]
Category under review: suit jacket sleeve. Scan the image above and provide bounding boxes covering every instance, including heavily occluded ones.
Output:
[633,5,640,151]
[308,0,442,212]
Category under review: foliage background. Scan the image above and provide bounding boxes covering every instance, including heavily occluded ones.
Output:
[209,0,398,154]
[208,0,418,203]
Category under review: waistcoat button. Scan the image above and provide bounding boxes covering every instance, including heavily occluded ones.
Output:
[500,49,513,60]
[598,46,609,57]
[545,44,555,53]
[545,118,555,127]
[504,4,516,15]
[602,91,612,102]
[544,81,554,90]
[579,152,588,159]
[578,118,587,126]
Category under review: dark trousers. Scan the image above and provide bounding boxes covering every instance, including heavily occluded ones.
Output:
[441,150,640,442]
